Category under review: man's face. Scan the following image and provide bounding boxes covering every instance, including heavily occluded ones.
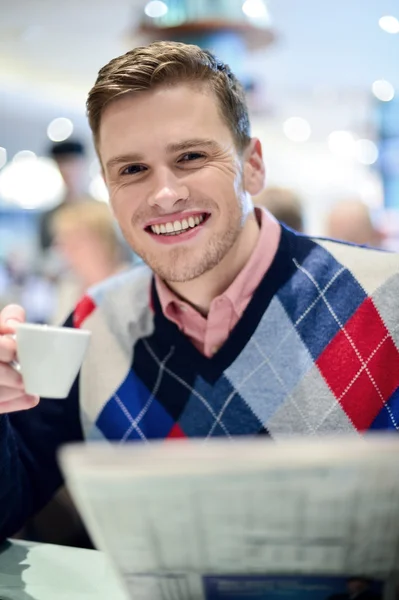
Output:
[99,84,264,282]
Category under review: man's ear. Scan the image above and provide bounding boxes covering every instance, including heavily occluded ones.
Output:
[243,138,266,196]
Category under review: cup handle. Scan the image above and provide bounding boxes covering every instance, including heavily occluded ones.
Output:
[4,334,21,373]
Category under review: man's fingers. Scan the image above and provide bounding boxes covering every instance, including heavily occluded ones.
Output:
[0,363,25,389]
[0,305,25,333]
[0,337,18,363]
[0,385,29,403]
[0,305,32,414]
[0,394,40,414]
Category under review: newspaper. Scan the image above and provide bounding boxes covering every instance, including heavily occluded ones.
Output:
[59,435,399,600]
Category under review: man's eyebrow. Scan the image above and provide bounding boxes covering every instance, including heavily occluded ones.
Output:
[106,153,144,170]
[166,139,220,153]
[105,139,220,170]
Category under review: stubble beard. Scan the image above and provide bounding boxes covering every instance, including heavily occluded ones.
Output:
[124,211,243,283]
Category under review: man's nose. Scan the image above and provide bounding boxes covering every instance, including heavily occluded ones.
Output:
[148,168,189,210]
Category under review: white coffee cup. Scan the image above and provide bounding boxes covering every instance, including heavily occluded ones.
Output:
[11,323,91,399]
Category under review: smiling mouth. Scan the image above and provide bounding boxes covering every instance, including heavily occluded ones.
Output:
[146,213,210,236]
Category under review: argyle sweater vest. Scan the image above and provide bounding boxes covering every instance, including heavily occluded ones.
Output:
[74,226,399,441]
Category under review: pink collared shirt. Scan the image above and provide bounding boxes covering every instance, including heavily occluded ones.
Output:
[155,207,281,357]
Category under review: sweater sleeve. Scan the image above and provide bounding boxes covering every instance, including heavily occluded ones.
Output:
[0,313,84,541]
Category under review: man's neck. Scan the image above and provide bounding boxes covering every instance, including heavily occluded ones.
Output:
[166,212,260,316]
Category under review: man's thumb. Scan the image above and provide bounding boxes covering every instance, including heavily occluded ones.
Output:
[0,305,26,332]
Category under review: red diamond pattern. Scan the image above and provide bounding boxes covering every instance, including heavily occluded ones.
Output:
[317,298,399,430]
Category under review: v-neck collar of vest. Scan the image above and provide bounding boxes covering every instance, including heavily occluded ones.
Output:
[150,226,314,381]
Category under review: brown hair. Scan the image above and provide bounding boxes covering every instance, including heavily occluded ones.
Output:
[87,40,251,152]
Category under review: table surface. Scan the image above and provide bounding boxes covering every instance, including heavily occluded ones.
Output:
[0,539,128,600]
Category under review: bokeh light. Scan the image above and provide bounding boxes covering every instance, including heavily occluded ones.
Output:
[354,139,379,165]
[144,1,168,18]
[47,117,74,142]
[0,147,7,169]
[379,15,399,34]
[372,80,395,102]
[283,117,311,143]
[0,156,65,209]
[327,131,356,158]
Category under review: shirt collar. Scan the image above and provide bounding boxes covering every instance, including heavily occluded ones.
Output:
[155,207,281,322]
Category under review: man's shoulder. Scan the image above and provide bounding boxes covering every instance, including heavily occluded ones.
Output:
[315,237,399,285]
[310,234,396,259]
[74,264,155,361]
[288,231,399,295]
[75,264,153,329]
[276,229,399,307]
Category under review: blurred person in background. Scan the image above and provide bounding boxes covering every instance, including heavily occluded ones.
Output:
[39,140,90,251]
[326,198,384,248]
[254,186,304,232]
[50,199,131,324]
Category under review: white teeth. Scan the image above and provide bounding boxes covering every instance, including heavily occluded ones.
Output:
[150,214,206,235]
[173,220,182,231]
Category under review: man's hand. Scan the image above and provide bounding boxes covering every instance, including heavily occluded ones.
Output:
[0,305,39,413]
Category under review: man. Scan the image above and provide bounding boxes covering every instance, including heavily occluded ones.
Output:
[0,41,399,542]
[39,140,89,251]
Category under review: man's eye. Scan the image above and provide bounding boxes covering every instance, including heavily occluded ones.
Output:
[179,152,205,162]
[121,164,146,175]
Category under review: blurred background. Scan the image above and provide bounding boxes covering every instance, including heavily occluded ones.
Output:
[0,0,398,323]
